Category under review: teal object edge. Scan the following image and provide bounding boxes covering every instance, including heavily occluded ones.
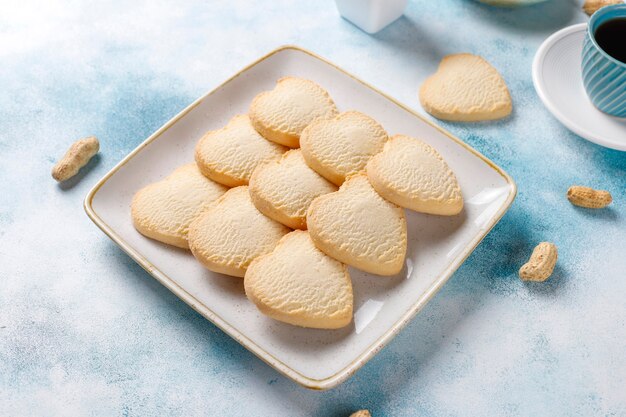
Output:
[582,4,626,117]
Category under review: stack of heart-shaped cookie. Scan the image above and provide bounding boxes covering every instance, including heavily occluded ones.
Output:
[131,77,463,330]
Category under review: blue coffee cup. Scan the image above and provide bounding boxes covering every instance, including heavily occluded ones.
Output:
[582,4,626,118]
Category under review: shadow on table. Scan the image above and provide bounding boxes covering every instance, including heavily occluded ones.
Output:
[370,0,580,66]
[587,145,626,172]
[572,205,620,222]
[371,15,444,68]
[564,122,626,169]
[459,0,580,32]
[523,263,568,296]
[57,153,101,191]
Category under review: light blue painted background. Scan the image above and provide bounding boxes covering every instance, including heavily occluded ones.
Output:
[1,1,625,416]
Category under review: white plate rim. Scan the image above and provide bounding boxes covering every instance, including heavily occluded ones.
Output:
[532,23,626,151]
[84,45,517,390]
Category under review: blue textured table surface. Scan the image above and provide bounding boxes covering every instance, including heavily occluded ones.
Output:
[2,1,625,416]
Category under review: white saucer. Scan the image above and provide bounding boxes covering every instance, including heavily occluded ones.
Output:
[532,23,626,151]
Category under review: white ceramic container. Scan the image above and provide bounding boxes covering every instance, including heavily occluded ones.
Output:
[335,0,408,34]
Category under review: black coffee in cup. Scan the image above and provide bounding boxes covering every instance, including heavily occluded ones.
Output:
[594,18,626,64]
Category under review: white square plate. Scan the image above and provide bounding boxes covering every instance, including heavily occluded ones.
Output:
[85,46,516,390]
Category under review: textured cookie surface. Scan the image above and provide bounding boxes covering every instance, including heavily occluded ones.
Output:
[367,135,463,215]
[131,164,228,249]
[249,77,338,148]
[244,230,353,329]
[195,114,287,187]
[419,54,512,122]
[188,186,290,277]
[249,150,337,230]
[307,173,407,276]
[300,111,388,186]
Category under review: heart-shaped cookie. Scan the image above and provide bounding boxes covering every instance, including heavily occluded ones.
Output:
[244,230,353,329]
[131,164,228,249]
[307,173,407,276]
[249,149,337,230]
[300,111,388,186]
[188,186,291,277]
[419,53,512,122]
[367,135,463,215]
[195,114,287,187]
[249,77,338,148]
